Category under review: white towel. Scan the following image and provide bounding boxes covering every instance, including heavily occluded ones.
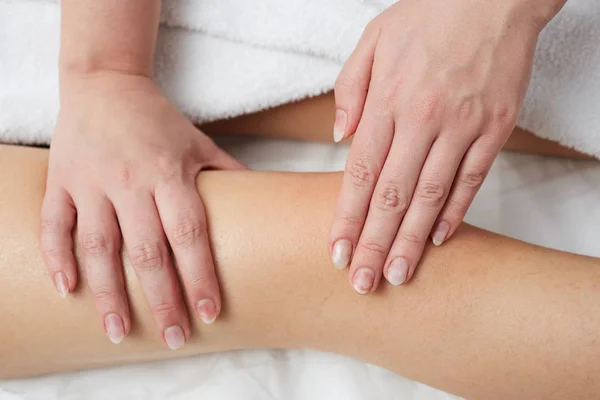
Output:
[0,0,599,158]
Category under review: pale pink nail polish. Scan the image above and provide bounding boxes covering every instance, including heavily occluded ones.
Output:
[105,313,125,344]
[332,239,352,270]
[164,325,185,350]
[352,268,375,294]
[196,299,217,325]
[432,221,451,246]
[387,258,409,286]
[54,272,69,297]
[333,109,347,143]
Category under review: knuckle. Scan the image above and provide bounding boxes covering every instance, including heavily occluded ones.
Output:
[151,301,180,319]
[80,233,110,256]
[185,274,209,291]
[346,157,378,188]
[116,164,133,188]
[93,289,120,306]
[399,231,424,245]
[131,242,163,272]
[334,74,359,94]
[410,92,443,126]
[490,102,518,128]
[456,97,475,123]
[445,197,470,217]
[172,217,204,248]
[357,240,389,257]
[338,214,364,230]
[415,180,447,207]
[458,169,487,189]
[373,184,409,214]
[363,18,379,36]
[374,80,403,114]
[156,156,182,182]
[41,247,63,266]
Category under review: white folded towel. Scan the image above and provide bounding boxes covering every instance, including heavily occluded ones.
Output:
[0,0,599,158]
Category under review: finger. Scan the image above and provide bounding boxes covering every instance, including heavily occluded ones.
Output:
[200,137,247,171]
[115,191,190,350]
[75,194,130,344]
[432,135,500,245]
[40,186,77,297]
[329,94,394,274]
[156,181,220,325]
[386,135,471,285]
[348,128,434,293]
[333,20,380,142]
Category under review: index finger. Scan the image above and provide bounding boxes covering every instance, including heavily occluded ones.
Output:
[329,96,394,271]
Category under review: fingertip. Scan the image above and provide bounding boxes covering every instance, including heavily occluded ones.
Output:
[54,271,70,297]
[195,298,218,325]
[333,109,348,143]
[386,257,409,287]
[332,239,353,270]
[432,220,451,246]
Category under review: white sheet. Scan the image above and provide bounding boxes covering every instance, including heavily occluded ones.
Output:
[1,137,599,400]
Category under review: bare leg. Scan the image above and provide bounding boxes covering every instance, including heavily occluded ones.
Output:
[0,145,599,399]
[202,92,595,159]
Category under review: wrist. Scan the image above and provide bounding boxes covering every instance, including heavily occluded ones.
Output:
[522,0,567,29]
[59,69,157,104]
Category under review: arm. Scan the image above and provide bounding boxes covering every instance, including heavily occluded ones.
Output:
[59,0,160,78]
[2,145,599,399]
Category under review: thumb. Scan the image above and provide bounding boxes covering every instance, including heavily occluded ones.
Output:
[204,143,248,171]
[333,21,379,143]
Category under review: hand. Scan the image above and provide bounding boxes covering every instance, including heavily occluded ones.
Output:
[330,0,555,293]
[41,73,245,348]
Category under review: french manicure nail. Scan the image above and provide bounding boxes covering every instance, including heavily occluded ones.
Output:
[164,325,185,351]
[387,258,409,286]
[333,109,347,143]
[54,272,69,297]
[352,268,375,294]
[432,221,450,246]
[332,239,352,270]
[105,313,125,344]
[196,299,217,325]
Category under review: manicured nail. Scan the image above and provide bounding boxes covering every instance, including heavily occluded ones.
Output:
[54,272,69,297]
[352,268,375,294]
[432,221,450,246]
[105,313,125,344]
[196,299,217,325]
[164,325,185,350]
[333,109,347,143]
[387,258,409,286]
[332,239,352,270]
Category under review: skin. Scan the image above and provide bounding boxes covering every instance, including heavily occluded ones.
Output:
[44,0,244,350]
[1,144,600,400]
[330,0,569,293]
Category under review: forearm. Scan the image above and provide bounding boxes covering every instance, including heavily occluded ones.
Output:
[1,145,599,399]
[59,0,161,79]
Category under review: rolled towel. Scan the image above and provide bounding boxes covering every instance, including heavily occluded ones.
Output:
[0,0,598,159]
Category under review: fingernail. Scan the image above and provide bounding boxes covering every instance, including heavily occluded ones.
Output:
[352,268,375,294]
[164,325,185,351]
[54,272,69,297]
[105,313,125,344]
[332,239,352,270]
[432,221,450,246]
[333,109,347,143]
[196,299,217,325]
[387,258,409,286]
